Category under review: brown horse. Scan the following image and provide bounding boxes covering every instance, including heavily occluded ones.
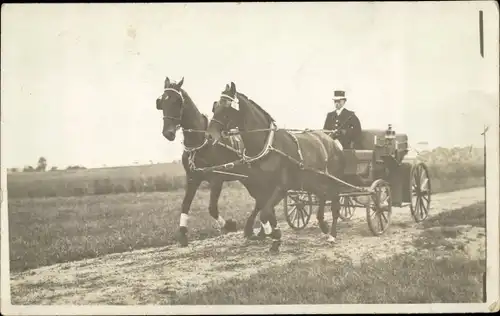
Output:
[206,82,346,253]
[156,76,277,246]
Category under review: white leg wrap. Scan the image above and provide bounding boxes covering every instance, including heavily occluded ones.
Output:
[327,235,336,243]
[217,216,226,228]
[261,221,272,235]
[180,213,189,227]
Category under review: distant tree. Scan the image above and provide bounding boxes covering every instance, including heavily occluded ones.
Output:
[9,168,18,173]
[36,157,47,172]
[50,166,58,171]
[23,166,35,172]
[66,165,87,170]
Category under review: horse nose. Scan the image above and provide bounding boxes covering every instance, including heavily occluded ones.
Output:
[163,130,175,141]
[205,131,213,140]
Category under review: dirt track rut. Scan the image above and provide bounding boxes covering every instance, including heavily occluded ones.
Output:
[10,187,485,305]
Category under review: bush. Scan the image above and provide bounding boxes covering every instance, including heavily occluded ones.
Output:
[128,179,138,193]
[113,184,128,194]
[153,174,170,192]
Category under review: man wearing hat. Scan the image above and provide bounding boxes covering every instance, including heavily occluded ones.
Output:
[323,90,362,149]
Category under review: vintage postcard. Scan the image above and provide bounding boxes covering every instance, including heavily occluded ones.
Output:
[1,1,499,315]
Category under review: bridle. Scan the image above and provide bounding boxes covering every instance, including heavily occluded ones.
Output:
[159,87,209,152]
[210,93,240,134]
[161,87,185,129]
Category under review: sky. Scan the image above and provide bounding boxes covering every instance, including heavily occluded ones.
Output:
[1,2,499,169]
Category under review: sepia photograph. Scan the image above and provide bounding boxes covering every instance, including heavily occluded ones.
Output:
[1,1,499,315]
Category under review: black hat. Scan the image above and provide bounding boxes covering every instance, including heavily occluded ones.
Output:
[333,90,346,101]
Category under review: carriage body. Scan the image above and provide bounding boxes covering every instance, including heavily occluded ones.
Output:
[283,124,431,235]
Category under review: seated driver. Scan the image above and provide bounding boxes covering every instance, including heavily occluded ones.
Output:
[323,89,362,149]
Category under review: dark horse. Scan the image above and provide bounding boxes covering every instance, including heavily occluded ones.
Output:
[156,76,277,246]
[206,82,346,253]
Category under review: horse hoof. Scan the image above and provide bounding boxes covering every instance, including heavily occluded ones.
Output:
[319,221,329,234]
[177,228,189,247]
[178,236,189,247]
[223,219,238,233]
[327,235,336,244]
[270,228,282,240]
[269,240,281,254]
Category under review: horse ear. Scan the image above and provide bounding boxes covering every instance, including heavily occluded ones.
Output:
[164,76,170,88]
[225,83,230,91]
[212,101,218,112]
[230,82,236,94]
[177,77,184,88]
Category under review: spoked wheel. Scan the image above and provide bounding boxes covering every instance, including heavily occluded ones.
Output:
[339,195,355,221]
[284,191,313,230]
[366,179,392,236]
[410,162,432,222]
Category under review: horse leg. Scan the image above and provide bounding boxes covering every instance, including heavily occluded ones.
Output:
[243,202,261,238]
[177,176,201,247]
[208,179,237,233]
[329,193,340,244]
[259,186,286,254]
[242,185,277,240]
[316,196,330,234]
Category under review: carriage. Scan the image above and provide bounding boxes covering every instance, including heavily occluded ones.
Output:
[283,124,431,236]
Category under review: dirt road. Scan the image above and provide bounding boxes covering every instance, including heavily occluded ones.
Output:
[10,187,485,305]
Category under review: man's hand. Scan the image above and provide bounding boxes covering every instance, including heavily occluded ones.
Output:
[330,129,342,138]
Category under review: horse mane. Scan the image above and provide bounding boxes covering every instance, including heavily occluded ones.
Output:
[236,92,276,124]
[179,88,210,127]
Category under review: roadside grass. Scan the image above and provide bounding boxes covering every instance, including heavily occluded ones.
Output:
[170,253,485,304]
[422,201,486,229]
[413,201,486,253]
[8,186,279,272]
[170,203,487,305]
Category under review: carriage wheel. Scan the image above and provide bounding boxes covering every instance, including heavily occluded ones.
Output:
[339,196,355,221]
[366,179,392,236]
[284,191,313,230]
[410,162,432,223]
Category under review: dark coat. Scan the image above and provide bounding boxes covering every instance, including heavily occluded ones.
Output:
[323,108,362,149]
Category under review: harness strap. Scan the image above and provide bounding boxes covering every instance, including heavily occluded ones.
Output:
[287,132,305,168]
[241,121,277,163]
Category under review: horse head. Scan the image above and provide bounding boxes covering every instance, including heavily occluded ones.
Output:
[156,76,185,141]
[206,82,244,142]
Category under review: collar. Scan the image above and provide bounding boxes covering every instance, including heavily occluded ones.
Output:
[335,107,344,116]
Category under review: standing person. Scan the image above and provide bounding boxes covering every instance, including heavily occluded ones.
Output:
[323,90,362,149]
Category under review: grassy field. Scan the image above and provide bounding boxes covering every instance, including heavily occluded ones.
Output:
[8,178,484,273]
[7,162,228,198]
[170,202,486,304]
[8,186,267,272]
